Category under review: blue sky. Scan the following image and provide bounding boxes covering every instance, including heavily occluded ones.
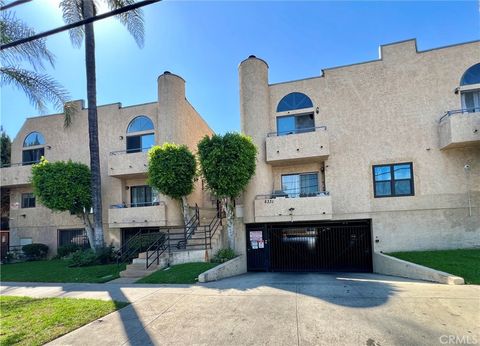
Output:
[1,0,479,138]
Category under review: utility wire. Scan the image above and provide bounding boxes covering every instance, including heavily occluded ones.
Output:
[0,0,32,11]
[1,0,161,50]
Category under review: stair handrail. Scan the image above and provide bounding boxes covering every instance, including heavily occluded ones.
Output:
[116,231,165,266]
[116,229,142,265]
[145,230,169,269]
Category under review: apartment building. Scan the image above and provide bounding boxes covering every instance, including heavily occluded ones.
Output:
[239,39,480,273]
[1,72,214,254]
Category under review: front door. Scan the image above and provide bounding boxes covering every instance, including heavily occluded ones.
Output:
[246,225,269,271]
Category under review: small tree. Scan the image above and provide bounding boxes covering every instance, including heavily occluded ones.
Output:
[0,127,11,166]
[31,159,98,250]
[198,133,257,249]
[148,143,197,225]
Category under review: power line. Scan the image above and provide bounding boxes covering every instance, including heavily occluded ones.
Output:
[1,0,161,50]
[0,0,32,11]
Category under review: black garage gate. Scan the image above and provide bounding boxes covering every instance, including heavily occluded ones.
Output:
[246,220,372,272]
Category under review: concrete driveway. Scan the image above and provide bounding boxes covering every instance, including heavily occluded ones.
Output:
[2,273,479,346]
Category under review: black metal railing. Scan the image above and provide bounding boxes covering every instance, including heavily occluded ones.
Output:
[267,126,327,137]
[439,107,480,123]
[109,148,152,155]
[116,230,166,265]
[0,161,38,168]
[255,190,330,200]
[109,201,166,209]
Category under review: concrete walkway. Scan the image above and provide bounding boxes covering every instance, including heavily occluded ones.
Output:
[1,273,479,346]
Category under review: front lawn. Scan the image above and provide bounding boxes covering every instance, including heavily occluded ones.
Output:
[0,260,126,283]
[0,296,128,346]
[137,262,218,284]
[388,248,480,284]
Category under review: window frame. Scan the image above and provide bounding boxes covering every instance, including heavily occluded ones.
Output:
[372,162,415,198]
[280,172,320,198]
[276,112,315,136]
[130,185,154,207]
[21,193,36,208]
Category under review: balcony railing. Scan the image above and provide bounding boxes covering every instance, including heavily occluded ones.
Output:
[108,150,149,177]
[439,107,480,123]
[256,190,330,199]
[0,163,33,187]
[108,201,167,228]
[267,126,327,137]
[254,190,332,222]
[109,201,166,209]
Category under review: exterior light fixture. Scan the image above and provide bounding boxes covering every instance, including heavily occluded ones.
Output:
[316,107,319,114]
[119,136,124,140]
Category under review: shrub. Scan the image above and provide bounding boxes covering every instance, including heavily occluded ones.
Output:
[22,243,49,260]
[67,246,116,267]
[67,249,97,267]
[212,248,236,263]
[57,244,81,258]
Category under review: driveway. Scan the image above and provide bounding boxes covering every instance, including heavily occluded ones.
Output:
[2,273,479,345]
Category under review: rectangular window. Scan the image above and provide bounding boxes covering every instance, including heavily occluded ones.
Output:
[126,133,154,153]
[276,113,315,136]
[130,185,153,207]
[373,163,414,198]
[22,148,44,165]
[58,229,89,248]
[461,90,480,112]
[21,193,36,208]
[281,173,319,198]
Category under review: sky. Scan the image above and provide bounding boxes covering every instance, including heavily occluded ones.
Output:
[1,0,479,139]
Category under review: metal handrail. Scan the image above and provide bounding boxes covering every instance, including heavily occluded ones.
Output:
[116,231,165,266]
[0,161,37,168]
[109,201,166,209]
[255,190,330,199]
[439,107,480,123]
[267,126,327,137]
[109,148,152,155]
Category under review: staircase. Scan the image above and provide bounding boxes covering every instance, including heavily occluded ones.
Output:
[118,206,224,279]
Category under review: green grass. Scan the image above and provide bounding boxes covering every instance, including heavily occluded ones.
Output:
[388,249,480,284]
[0,296,128,346]
[137,262,218,284]
[0,260,126,283]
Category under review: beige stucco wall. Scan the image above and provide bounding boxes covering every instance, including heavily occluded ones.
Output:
[240,39,480,252]
[3,73,214,254]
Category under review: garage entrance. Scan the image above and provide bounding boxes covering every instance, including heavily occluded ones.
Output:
[246,220,372,272]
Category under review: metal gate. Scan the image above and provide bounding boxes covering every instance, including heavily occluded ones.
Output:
[246,220,372,272]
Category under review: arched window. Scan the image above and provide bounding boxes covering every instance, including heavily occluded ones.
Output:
[127,115,154,133]
[276,92,313,112]
[460,63,480,86]
[126,116,155,153]
[22,131,45,165]
[276,93,315,136]
[460,63,480,112]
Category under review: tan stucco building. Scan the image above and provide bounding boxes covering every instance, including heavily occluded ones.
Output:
[1,72,215,254]
[239,39,479,272]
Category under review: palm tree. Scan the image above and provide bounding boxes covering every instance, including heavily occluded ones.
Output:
[59,0,145,249]
[0,8,75,126]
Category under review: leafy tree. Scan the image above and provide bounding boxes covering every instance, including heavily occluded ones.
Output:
[59,0,145,249]
[148,143,197,225]
[0,7,75,125]
[0,127,11,166]
[198,133,257,249]
[31,159,96,250]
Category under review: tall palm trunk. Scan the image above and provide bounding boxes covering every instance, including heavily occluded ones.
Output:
[83,0,104,250]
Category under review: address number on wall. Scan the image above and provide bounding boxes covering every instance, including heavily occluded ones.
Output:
[264,199,274,204]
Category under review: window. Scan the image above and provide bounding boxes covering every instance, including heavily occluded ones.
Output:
[277,92,313,112]
[20,238,32,246]
[21,193,36,208]
[461,90,480,112]
[23,132,45,147]
[277,113,315,136]
[281,173,319,198]
[460,63,480,86]
[58,229,89,249]
[126,116,155,153]
[373,163,414,198]
[131,185,154,207]
[22,131,45,165]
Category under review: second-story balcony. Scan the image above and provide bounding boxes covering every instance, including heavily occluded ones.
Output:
[0,163,33,187]
[108,150,148,177]
[266,127,330,165]
[108,202,166,228]
[254,191,332,223]
[438,108,480,150]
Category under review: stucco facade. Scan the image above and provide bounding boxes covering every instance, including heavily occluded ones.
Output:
[240,39,480,254]
[1,72,214,254]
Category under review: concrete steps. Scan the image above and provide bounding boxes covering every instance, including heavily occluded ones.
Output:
[119,256,168,278]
